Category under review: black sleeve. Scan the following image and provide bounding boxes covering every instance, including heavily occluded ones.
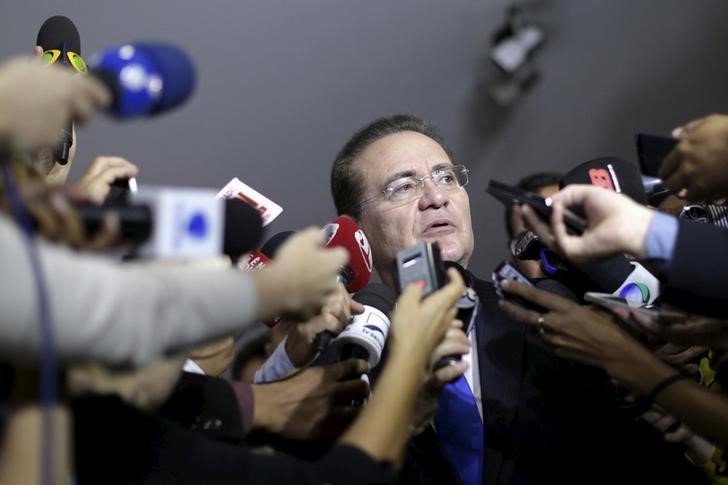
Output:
[73,394,394,485]
[658,218,728,317]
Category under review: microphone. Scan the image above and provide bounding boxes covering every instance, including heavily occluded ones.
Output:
[321,215,373,293]
[36,15,81,165]
[241,230,294,272]
[333,284,396,368]
[89,42,195,118]
[76,194,263,260]
[317,216,373,350]
[540,250,660,306]
[433,262,479,370]
[560,157,648,205]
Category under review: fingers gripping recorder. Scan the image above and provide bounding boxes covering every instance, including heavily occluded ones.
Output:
[395,242,478,370]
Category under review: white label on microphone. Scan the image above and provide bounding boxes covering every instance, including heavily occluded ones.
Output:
[217,177,283,227]
[133,187,224,259]
[334,306,390,367]
[613,262,660,306]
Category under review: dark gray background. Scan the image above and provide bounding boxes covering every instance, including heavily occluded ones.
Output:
[3,1,728,276]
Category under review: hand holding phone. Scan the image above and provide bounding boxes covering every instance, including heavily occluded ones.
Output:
[486,180,587,234]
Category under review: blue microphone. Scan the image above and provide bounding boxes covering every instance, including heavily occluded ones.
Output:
[89,43,196,118]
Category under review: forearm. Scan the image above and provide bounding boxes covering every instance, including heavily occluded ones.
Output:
[0,370,72,485]
[340,348,426,466]
[1,215,259,367]
[607,340,728,448]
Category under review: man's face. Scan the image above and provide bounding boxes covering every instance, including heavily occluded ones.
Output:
[354,131,474,285]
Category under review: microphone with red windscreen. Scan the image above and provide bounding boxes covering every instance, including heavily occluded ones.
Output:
[316,216,374,350]
[321,215,373,293]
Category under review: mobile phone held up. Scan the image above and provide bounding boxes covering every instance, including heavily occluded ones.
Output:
[486,180,587,234]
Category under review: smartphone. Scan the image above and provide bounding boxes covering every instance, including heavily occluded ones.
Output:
[584,292,686,324]
[486,180,587,234]
[492,260,545,312]
[634,133,678,177]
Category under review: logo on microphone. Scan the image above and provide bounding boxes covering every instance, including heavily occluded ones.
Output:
[355,229,373,272]
[588,163,622,193]
[588,168,615,191]
[364,324,385,336]
[186,212,208,238]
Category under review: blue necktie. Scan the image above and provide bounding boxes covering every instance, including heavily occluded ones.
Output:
[434,374,484,485]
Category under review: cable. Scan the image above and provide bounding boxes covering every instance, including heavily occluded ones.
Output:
[2,163,57,485]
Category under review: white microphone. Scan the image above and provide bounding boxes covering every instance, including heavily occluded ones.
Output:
[332,283,396,368]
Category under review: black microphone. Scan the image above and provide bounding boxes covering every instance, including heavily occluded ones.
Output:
[433,262,479,370]
[75,198,263,260]
[260,231,295,259]
[36,15,80,165]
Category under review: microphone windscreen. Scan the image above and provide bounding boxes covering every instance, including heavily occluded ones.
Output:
[90,43,195,118]
[37,15,80,54]
[534,278,578,302]
[576,254,638,294]
[322,215,373,293]
[223,199,264,261]
[353,283,396,314]
[260,231,295,259]
[561,157,648,205]
[132,43,196,114]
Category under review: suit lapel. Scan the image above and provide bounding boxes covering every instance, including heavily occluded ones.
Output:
[471,275,526,485]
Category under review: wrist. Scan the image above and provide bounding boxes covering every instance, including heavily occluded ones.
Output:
[630,205,657,258]
[252,267,293,320]
[604,339,674,395]
[250,383,281,433]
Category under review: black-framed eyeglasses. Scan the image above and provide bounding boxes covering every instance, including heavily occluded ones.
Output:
[360,164,469,207]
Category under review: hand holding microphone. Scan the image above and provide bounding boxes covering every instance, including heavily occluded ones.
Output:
[285,282,365,367]
[255,227,349,321]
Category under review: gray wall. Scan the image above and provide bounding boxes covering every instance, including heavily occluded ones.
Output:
[3,1,728,276]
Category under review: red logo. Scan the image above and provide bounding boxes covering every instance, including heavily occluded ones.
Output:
[588,168,615,191]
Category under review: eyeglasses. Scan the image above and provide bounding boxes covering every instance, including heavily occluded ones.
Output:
[361,164,469,206]
[41,49,88,74]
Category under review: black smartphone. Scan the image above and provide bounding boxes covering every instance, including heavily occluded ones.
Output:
[492,260,545,312]
[486,180,587,234]
[634,133,678,177]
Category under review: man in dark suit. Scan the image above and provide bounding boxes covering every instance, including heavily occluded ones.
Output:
[329,114,708,484]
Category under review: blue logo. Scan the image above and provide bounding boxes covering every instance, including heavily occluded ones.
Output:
[619,283,650,306]
[364,324,385,336]
[187,212,207,239]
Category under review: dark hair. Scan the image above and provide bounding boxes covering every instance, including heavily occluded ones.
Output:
[330,114,454,221]
[504,172,563,239]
